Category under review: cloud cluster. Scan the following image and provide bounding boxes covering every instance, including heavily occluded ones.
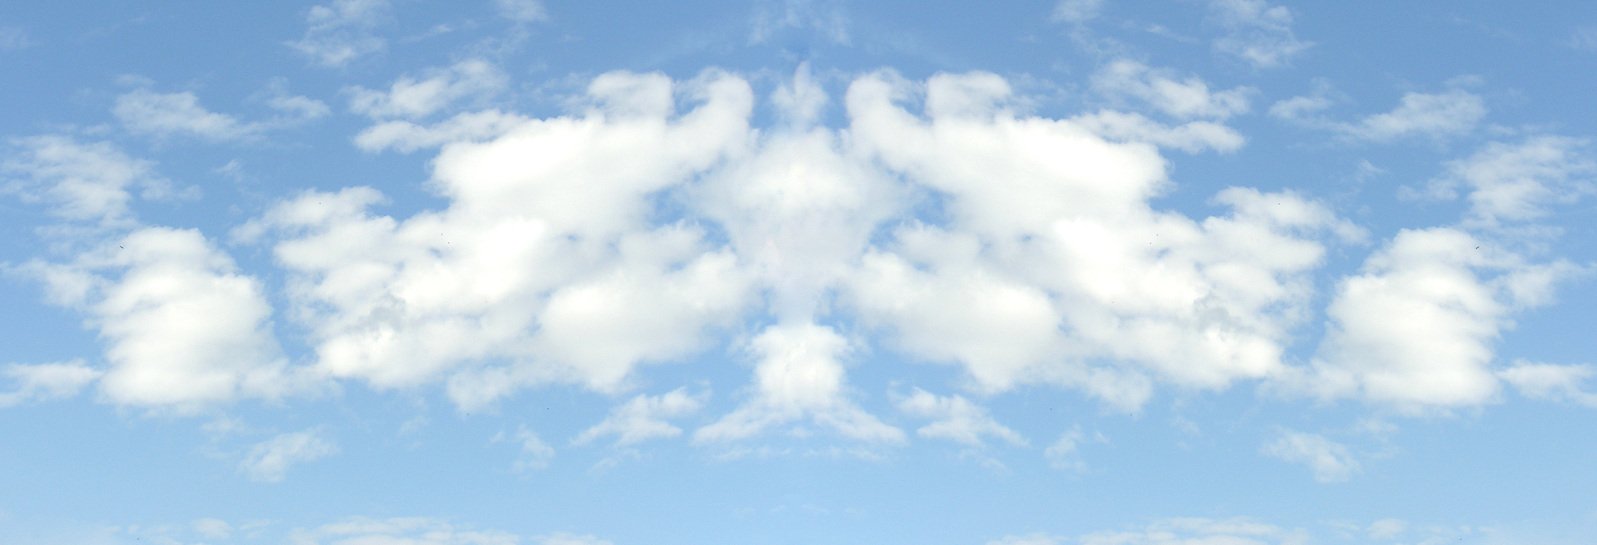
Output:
[8,68,1592,453]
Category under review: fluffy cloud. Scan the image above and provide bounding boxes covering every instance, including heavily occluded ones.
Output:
[28,227,301,411]
[290,0,390,67]
[1303,228,1576,411]
[847,71,1357,409]
[348,60,508,120]
[242,71,756,412]
[240,429,338,482]
[508,426,556,471]
[0,360,100,407]
[1207,0,1311,68]
[1261,430,1360,483]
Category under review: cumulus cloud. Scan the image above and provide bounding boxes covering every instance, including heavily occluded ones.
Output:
[0,360,100,407]
[1301,227,1577,412]
[354,110,530,153]
[347,59,508,120]
[290,0,390,67]
[27,227,302,411]
[896,388,1026,447]
[1091,60,1253,120]
[1261,430,1360,483]
[241,71,756,411]
[847,72,1357,409]
[1207,0,1311,68]
[240,429,338,482]
[574,388,707,446]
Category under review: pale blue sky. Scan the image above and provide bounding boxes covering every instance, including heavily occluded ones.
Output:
[3,2,1597,545]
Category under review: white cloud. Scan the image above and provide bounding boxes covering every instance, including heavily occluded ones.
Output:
[1207,0,1311,68]
[1302,228,1576,412]
[1077,517,1309,545]
[846,72,1356,410]
[896,388,1026,447]
[27,227,304,412]
[347,59,508,120]
[509,426,555,471]
[1091,60,1254,120]
[574,388,707,446]
[114,88,260,141]
[1499,360,1597,407]
[1051,0,1105,24]
[494,0,548,23]
[695,323,904,443]
[1366,518,1407,540]
[0,360,100,407]
[750,0,849,46]
[1044,428,1087,471]
[1261,430,1360,483]
[290,0,390,67]
[242,71,756,410]
[240,429,338,482]
[2,136,163,225]
[354,110,530,153]
[1348,89,1486,142]
[192,518,233,540]
[1070,110,1245,153]
[290,517,520,545]
[1427,136,1594,225]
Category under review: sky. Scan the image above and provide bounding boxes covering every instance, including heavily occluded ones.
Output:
[2,1,1597,544]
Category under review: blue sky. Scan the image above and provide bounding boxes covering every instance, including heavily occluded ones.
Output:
[3,1,1597,544]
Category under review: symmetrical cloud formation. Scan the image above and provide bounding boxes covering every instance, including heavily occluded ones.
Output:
[8,64,1590,449]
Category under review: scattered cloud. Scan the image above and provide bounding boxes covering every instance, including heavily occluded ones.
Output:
[1426,136,1594,225]
[895,388,1026,448]
[1500,360,1597,407]
[114,88,262,141]
[574,388,707,447]
[1076,517,1310,545]
[750,0,849,46]
[347,59,508,119]
[1207,0,1311,68]
[239,429,338,482]
[1092,59,1254,120]
[2,136,164,226]
[494,0,548,24]
[290,0,391,67]
[290,517,520,545]
[1272,85,1487,143]
[1261,429,1360,483]
[0,360,100,407]
[509,426,556,471]
[1051,0,1105,25]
